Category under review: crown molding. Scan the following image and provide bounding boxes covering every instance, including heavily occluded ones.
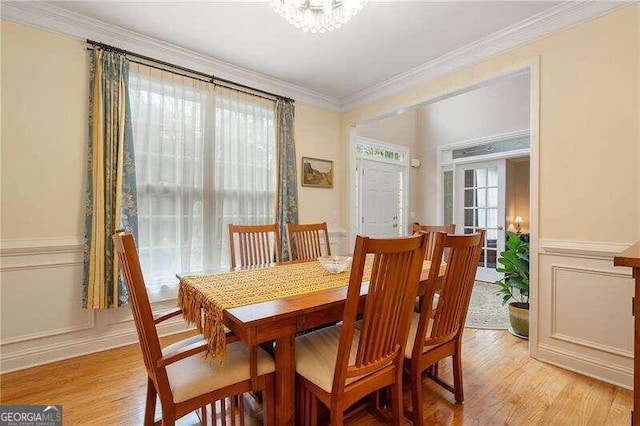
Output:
[340,1,633,111]
[1,1,632,113]
[0,1,342,112]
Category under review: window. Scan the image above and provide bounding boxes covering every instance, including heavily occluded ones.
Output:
[129,67,275,296]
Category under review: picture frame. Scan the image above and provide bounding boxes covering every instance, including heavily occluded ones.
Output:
[301,157,334,188]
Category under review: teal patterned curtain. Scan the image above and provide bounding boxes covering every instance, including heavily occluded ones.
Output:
[275,99,299,261]
[82,50,138,309]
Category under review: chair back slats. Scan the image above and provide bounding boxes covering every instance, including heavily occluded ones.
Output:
[417,229,485,351]
[112,231,165,384]
[229,224,282,268]
[412,223,456,261]
[334,234,428,389]
[287,222,331,261]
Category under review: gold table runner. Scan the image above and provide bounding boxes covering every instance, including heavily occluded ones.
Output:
[178,259,374,358]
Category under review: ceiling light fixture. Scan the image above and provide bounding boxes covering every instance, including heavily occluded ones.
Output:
[271,0,367,33]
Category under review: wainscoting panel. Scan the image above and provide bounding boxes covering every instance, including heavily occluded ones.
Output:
[538,239,635,389]
[551,266,633,358]
[0,238,194,374]
[0,264,93,344]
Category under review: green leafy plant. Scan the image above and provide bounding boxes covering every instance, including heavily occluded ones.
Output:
[495,232,530,306]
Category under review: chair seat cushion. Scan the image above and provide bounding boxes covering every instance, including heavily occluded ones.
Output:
[295,324,362,393]
[162,334,205,355]
[165,341,275,403]
[404,313,435,359]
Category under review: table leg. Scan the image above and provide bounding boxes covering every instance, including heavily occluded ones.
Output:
[275,334,295,426]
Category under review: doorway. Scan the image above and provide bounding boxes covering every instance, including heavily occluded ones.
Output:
[347,60,539,351]
[354,137,409,238]
[455,159,506,282]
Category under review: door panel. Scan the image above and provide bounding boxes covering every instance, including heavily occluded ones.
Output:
[361,160,400,237]
[457,160,506,282]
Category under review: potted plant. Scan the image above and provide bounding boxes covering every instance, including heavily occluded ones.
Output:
[495,232,530,339]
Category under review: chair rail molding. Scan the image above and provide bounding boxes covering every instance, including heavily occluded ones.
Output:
[539,239,634,260]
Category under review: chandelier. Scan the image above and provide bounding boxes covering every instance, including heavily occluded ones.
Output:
[271,0,367,33]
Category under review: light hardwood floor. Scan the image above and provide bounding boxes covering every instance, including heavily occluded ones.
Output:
[0,328,632,425]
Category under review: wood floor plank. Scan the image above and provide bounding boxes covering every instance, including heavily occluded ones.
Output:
[0,329,633,425]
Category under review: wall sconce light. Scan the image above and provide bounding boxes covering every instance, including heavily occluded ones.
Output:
[514,216,523,234]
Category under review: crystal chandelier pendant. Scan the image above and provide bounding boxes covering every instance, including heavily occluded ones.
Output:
[271,0,367,33]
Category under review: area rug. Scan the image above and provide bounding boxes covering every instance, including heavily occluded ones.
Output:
[464,281,509,330]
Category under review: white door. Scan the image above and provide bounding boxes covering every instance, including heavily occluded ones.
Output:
[360,159,400,237]
[456,160,506,282]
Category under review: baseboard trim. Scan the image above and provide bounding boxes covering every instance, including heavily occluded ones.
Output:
[537,342,632,390]
[0,319,194,374]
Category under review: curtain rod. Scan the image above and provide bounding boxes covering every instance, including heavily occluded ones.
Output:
[86,39,295,103]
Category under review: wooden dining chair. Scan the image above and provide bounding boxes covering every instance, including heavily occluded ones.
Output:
[410,224,455,314]
[295,233,429,425]
[228,223,282,268]
[411,223,456,262]
[287,222,331,261]
[112,230,276,426]
[404,229,485,426]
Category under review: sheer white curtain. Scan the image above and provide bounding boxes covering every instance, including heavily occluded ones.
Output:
[129,64,275,298]
[211,87,276,267]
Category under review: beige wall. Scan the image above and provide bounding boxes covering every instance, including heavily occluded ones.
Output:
[506,158,530,233]
[0,20,343,241]
[295,103,342,229]
[355,109,421,221]
[1,20,88,240]
[342,5,640,243]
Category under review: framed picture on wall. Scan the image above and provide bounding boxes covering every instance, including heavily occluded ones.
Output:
[301,157,334,188]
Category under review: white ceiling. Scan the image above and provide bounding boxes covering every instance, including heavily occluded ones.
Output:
[47,1,559,100]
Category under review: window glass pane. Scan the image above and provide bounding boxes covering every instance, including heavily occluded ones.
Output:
[442,170,453,225]
[464,227,474,235]
[464,189,474,208]
[487,208,498,229]
[486,249,497,268]
[475,168,486,188]
[478,249,486,267]
[464,170,474,188]
[476,189,486,208]
[477,209,486,228]
[356,143,405,164]
[488,166,498,187]
[464,209,474,227]
[487,188,498,208]
[452,135,530,159]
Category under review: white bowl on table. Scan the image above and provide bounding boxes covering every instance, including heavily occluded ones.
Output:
[317,255,352,274]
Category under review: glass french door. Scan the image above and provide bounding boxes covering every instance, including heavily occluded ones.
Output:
[455,160,506,282]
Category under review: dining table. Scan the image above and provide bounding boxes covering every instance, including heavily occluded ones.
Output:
[176,258,445,426]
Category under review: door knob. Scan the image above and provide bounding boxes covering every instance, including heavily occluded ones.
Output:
[497,226,504,230]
